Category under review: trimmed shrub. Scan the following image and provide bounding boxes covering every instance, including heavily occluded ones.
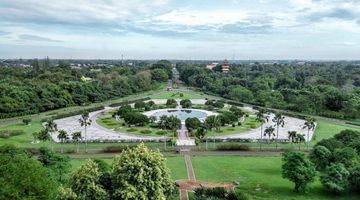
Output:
[126,128,138,132]
[155,130,167,135]
[216,143,250,151]
[140,129,152,134]
[102,145,129,153]
[0,130,25,138]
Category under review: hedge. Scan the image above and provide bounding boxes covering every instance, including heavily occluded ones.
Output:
[216,143,250,151]
[0,130,25,138]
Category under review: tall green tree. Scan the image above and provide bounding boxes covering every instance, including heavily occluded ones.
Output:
[38,147,70,183]
[0,145,57,200]
[321,163,350,194]
[272,113,285,150]
[256,108,269,150]
[72,131,82,153]
[205,115,221,132]
[282,151,316,193]
[185,117,201,133]
[79,112,92,153]
[302,117,316,150]
[295,134,306,150]
[309,145,332,171]
[264,126,275,144]
[45,120,57,151]
[112,143,174,200]
[288,131,298,147]
[36,128,51,146]
[67,159,107,200]
[57,130,68,153]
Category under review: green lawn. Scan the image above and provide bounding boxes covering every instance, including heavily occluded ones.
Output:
[96,111,173,137]
[150,89,210,99]
[206,116,261,137]
[311,119,360,144]
[0,114,357,152]
[191,155,359,200]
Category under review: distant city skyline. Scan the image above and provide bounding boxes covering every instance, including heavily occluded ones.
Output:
[1,0,360,60]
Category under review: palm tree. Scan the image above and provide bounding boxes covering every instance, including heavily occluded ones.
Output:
[36,128,51,146]
[57,130,68,153]
[79,112,92,153]
[302,117,316,150]
[272,113,285,150]
[32,131,39,143]
[288,131,297,148]
[213,116,221,132]
[72,131,82,153]
[264,126,275,145]
[45,120,57,151]
[295,133,306,151]
[256,108,269,150]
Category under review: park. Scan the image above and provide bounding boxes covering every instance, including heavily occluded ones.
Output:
[1,78,359,200]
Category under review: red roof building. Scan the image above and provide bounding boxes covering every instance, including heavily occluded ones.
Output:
[221,59,230,73]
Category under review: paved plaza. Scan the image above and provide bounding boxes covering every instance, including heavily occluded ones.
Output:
[52,101,315,142]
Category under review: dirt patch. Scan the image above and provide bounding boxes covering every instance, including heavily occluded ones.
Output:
[176,180,235,191]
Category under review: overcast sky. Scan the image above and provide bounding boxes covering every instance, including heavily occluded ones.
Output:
[0,0,360,60]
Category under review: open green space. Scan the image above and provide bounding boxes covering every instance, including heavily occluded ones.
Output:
[206,116,261,137]
[191,155,359,200]
[96,111,173,137]
[311,119,360,144]
[0,110,358,152]
[149,89,212,99]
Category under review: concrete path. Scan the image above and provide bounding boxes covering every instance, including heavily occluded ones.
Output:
[214,106,315,142]
[52,107,165,142]
[184,151,196,181]
[52,102,314,143]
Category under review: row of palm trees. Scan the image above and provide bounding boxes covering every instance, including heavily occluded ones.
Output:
[35,113,92,153]
[256,108,316,150]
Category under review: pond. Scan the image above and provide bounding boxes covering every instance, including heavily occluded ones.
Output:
[148,109,212,121]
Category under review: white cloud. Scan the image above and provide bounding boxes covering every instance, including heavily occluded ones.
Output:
[153,9,249,26]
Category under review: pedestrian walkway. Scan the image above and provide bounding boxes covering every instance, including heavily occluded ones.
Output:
[176,124,196,146]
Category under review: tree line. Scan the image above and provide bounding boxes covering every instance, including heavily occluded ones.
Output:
[177,62,360,119]
[282,129,360,194]
[0,60,172,118]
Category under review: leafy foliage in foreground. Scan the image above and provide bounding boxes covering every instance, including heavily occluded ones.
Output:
[112,143,174,199]
[0,145,58,200]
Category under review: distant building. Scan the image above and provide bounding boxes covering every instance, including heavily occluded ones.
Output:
[221,59,230,73]
[206,63,218,70]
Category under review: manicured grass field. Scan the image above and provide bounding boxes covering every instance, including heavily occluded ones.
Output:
[191,155,359,200]
[311,119,360,144]
[96,112,173,137]
[150,89,210,99]
[206,116,261,136]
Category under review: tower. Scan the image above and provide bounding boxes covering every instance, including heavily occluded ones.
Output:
[221,59,230,73]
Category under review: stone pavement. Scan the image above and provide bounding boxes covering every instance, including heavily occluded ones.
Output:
[52,107,166,142]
